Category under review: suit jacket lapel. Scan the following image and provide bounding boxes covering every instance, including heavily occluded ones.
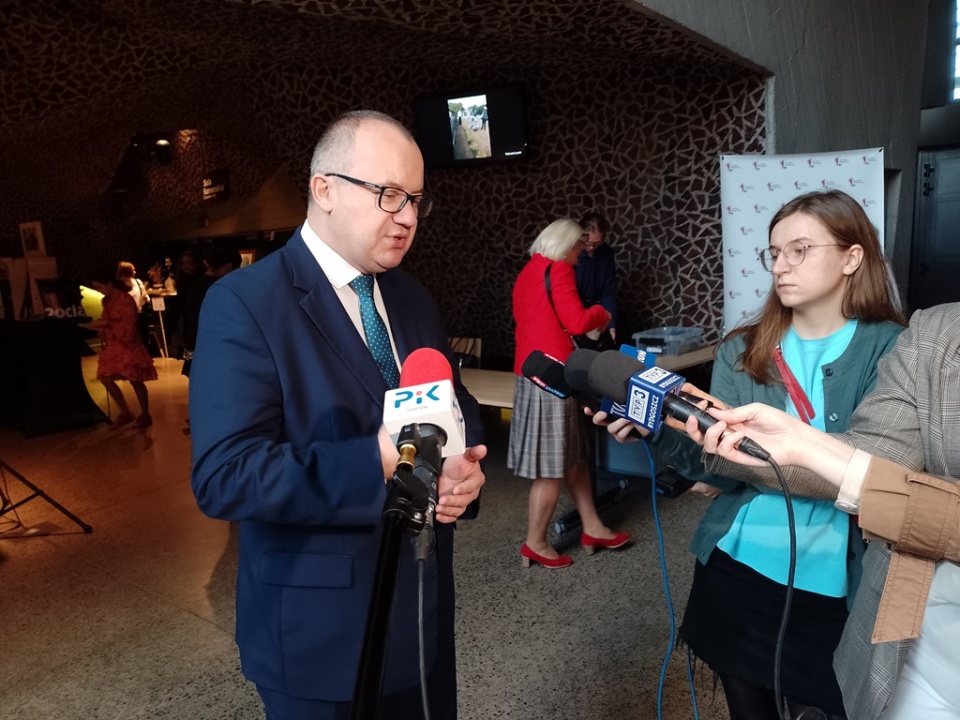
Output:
[285,230,390,404]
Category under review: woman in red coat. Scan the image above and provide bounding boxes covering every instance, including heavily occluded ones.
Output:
[508,218,629,568]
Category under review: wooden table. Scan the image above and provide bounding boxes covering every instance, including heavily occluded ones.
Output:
[460,344,716,409]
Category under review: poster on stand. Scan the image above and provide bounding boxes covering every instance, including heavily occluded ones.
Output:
[19,220,46,257]
[719,148,884,333]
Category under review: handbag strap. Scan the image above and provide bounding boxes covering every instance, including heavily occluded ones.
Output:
[772,345,815,424]
[543,264,572,336]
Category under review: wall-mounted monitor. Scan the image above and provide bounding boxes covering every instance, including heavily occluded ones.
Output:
[413,84,528,169]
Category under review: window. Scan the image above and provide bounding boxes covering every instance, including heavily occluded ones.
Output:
[955,1,960,99]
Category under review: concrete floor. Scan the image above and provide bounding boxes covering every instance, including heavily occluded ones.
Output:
[0,357,730,719]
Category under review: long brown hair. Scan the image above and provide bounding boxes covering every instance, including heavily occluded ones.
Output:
[726,190,906,384]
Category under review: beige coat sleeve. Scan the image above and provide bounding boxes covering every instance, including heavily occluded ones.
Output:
[859,456,960,562]
[858,456,960,643]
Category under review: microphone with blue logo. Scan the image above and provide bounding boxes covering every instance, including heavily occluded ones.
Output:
[578,349,769,460]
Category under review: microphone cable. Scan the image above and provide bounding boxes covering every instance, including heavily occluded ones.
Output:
[647,434,798,720]
[413,501,437,720]
[767,455,797,720]
[641,438,700,720]
[417,555,433,720]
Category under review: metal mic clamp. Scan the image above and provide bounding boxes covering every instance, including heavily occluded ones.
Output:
[387,423,444,537]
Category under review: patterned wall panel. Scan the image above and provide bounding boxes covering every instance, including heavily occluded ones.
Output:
[0,0,765,365]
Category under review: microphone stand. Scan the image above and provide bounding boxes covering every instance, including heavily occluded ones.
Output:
[351,424,442,720]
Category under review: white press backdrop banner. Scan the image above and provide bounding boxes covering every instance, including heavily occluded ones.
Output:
[719,148,884,333]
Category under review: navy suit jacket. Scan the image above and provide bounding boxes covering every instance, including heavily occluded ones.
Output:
[190,229,482,701]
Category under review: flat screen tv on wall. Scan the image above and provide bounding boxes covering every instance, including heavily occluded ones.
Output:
[413,84,528,169]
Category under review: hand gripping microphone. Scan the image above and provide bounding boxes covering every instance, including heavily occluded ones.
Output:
[583,350,770,461]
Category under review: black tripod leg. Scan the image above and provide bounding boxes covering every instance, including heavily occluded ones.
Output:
[0,460,92,533]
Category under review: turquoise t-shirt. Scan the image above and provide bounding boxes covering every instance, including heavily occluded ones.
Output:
[716,320,858,596]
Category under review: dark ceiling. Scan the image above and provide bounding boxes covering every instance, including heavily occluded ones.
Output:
[0,0,741,230]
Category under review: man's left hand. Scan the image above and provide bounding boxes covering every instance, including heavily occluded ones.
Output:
[435,445,487,523]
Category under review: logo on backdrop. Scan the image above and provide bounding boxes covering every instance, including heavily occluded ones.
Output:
[720,147,885,333]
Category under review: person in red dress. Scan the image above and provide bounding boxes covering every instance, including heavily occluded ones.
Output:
[84,268,158,429]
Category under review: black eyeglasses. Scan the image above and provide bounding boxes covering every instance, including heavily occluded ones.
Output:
[758,240,840,272]
[324,173,434,218]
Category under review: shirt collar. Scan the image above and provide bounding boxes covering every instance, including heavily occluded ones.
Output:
[301,219,365,289]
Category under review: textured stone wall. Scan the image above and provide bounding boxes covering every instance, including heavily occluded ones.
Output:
[0,0,765,363]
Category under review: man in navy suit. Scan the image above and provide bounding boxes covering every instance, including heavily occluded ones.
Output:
[190,110,487,719]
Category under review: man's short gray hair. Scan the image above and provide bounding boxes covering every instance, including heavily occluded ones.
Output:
[308,110,415,181]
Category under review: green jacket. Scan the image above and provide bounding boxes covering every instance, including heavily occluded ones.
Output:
[649,320,904,605]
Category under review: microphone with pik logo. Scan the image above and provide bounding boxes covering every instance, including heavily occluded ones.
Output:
[382,348,466,558]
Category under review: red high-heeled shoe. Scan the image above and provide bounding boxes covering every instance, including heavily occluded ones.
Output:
[580,531,630,555]
[520,543,573,569]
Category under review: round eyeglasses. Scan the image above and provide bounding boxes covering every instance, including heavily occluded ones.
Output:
[758,240,840,272]
[324,172,434,218]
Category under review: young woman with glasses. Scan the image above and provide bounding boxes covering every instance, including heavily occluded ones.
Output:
[598,190,906,719]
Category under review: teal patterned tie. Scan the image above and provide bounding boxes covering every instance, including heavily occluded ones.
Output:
[349,274,400,389]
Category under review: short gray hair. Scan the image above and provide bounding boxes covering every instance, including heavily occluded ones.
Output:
[529,218,583,261]
[308,110,415,180]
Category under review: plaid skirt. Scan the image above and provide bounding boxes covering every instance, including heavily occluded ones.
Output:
[507,375,586,479]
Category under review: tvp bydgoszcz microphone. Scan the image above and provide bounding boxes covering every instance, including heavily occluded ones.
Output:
[583,350,770,461]
[560,346,654,420]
